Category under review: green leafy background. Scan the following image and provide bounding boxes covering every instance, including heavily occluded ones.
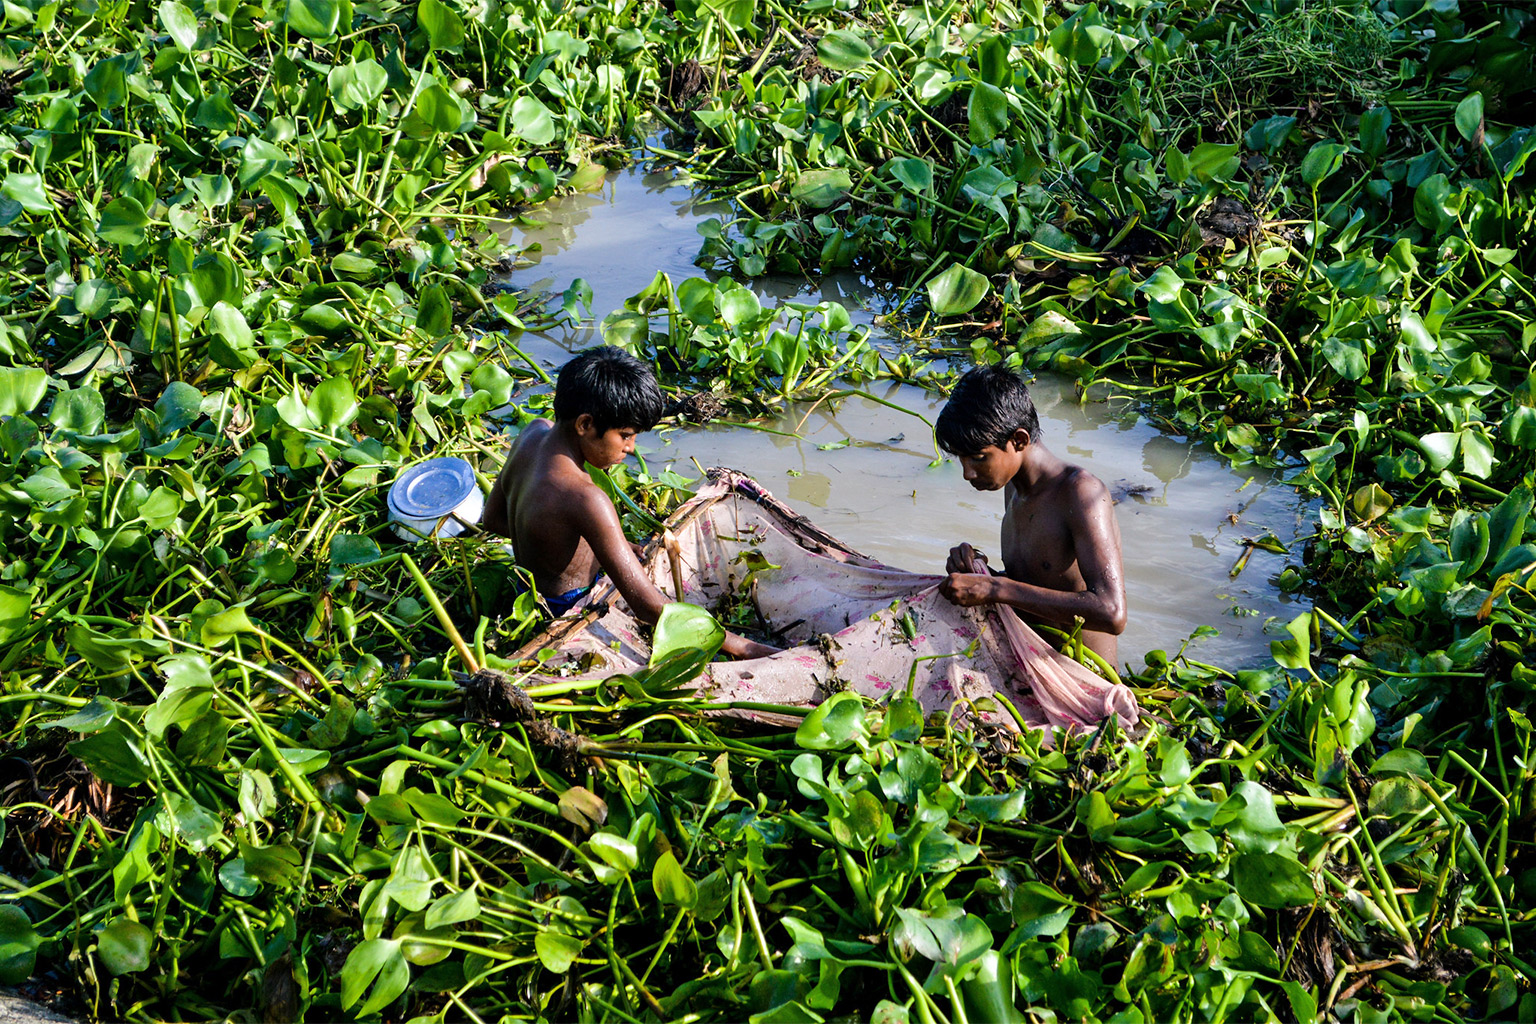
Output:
[1,0,1535,1020]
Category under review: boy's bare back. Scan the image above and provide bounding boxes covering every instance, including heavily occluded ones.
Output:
[484,420,604,597]
[483,416,659,615]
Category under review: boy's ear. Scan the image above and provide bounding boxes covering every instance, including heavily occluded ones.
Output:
[1010,428,1032,451]
[573,412,597,437]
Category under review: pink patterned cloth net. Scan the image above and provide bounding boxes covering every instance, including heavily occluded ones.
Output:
[523,470,1139,737]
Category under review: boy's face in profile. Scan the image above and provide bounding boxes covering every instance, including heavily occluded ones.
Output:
[572,414,640,469]
[957,430,1030,490]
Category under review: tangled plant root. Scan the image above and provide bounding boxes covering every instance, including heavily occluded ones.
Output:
[463,668,591,777]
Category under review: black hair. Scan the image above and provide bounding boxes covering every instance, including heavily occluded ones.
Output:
[935,364,1041,455]
[552,346,665,432]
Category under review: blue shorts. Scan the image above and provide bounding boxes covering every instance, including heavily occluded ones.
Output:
[516,572,603,617]
[545,584,593,616]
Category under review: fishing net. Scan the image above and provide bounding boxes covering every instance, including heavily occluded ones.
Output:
[514,470,1140,738]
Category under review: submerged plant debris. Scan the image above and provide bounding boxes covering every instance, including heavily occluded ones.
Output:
[1,0,1535,1020]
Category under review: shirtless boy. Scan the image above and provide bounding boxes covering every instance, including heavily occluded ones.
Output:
[481,346,776,659]
[936,365,1128,665]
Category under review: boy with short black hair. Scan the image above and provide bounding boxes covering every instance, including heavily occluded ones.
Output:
[482,346,776,658]
[936,364,1128,664]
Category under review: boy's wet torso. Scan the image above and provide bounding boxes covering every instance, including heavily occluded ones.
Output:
[1000,468,1121,663]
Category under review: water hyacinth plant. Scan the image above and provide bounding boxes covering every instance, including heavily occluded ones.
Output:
[602,271,882,401]
[0,0,1535,1020]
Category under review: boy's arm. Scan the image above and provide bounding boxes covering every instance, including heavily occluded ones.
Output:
[941,475,1127,635]
[575,487,669,622]
[481,461,510,536]
[576,489,779,659]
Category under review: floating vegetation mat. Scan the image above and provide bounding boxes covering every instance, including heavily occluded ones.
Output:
[1,0,1535,1019]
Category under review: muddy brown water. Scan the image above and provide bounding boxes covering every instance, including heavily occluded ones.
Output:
[491,155,1312,670]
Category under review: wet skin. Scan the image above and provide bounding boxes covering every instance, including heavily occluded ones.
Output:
[939,428,1128,665]
[482,415,777,659]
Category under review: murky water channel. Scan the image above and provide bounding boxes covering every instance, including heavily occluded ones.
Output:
[495,156,1312,669]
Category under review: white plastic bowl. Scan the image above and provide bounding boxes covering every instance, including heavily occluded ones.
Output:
[387,457,485,542]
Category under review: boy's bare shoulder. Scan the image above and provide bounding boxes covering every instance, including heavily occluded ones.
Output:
[507,423,607,504]
[567,471,619,516]
[533,454,617,522]
[511,417,554,451]
[498,418,549,475]
[1059,465,1113,509]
